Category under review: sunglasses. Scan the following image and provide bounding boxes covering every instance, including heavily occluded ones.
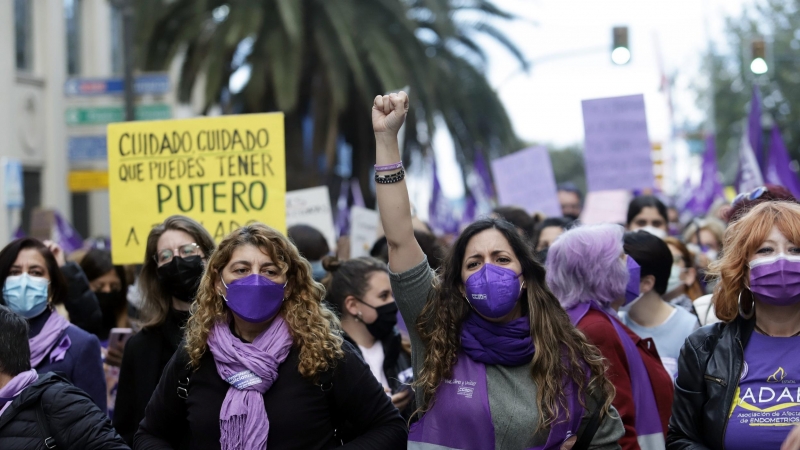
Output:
[732,186,768,207]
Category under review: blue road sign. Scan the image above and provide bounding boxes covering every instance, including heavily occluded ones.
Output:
[64,73,169,96]
[68,136,107,162]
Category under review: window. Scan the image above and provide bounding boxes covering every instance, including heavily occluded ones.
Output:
[65,0,81,75]
[14,0,32,71]
[21,169,41,235]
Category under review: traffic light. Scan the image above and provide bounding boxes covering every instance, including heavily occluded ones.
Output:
[611,27,631,65]
[750,38,768,75]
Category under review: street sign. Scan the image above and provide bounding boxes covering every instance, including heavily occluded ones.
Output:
[68,136,107,162]
[65,104,171,126]
[64,73,170,96]
[68,170,109,192]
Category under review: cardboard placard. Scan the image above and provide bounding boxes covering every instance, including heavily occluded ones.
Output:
[349,206,380,259]
[490,146,561,217]
[285,186,336,251]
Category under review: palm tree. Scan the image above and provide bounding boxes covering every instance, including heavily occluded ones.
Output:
[135,0,525,202]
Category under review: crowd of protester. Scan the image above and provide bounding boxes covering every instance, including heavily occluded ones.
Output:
[1,90,800,449]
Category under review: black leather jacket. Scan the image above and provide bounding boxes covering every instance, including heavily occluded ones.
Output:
[667,315,756,450]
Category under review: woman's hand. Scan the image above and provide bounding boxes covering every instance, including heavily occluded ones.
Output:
[372,92,408,136]
[44,240,67,267]
[390,388,412,411]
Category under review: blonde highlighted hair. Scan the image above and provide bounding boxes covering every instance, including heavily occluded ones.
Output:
[709,201,800,322]
[184,223,344,377]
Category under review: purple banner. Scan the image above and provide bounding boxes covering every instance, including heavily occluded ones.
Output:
[53,212,84,254]
[582,94,655,192]
[460,193,477,229]
[428,159,461,235]
[684,135,725,216]
[490,146,561,217]
[749,85,764,172]
[765,125,800,198]
[736,130,764,194]
[466,151,495,216]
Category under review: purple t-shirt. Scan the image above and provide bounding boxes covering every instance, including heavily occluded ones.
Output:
[725,333,800,449]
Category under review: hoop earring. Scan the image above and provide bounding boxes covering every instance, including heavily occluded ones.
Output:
[738,290,754,319]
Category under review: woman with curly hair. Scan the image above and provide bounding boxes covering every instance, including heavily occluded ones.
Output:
[133,223,407,450]
[373,91,623,449]
[668,201,800,449]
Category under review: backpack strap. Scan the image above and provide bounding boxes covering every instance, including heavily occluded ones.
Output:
[572,400,603,450]
[175,348,193,401]
[318,365,344,445]
[35,398,57,449]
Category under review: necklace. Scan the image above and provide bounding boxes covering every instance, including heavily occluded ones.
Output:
[754,323,800,337]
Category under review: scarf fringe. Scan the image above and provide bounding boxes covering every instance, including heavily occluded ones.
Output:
[220,414,246,450]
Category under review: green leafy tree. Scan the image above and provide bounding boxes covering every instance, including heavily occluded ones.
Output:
[701,0,800,181]
[134,0,524,200]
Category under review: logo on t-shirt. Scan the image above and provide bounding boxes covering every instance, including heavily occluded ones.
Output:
[768,367,787,383]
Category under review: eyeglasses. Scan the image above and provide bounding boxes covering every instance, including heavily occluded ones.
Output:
[155,243,202,265]
[732,186,768,207]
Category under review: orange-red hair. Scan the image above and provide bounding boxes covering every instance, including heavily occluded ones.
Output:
[709,201,800,322]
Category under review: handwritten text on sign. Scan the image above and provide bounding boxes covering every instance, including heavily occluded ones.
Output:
[582,94,654,192]
[107,113,286,264]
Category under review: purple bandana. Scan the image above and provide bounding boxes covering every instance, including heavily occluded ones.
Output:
[29,310,71,367]
[0,369,38,417]
[207,315,293,450]
[460,313,534,366]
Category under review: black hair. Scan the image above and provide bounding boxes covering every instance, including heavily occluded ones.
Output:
[321,256,388,318]
[533,217,574,249]
[370,230,445,271]
[0,304,32,376]
[557,182,584,203]
[80,248,128,290]
[0,238,68,306]
[287,225,330,261]
[626,195,669,227]
[623,230,673,295]
[492,206,534,238]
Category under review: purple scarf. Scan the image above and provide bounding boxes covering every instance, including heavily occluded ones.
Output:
[207,316,293,450]
[0,369,38,417]
[29,311,71,368]
[461,313,535,366]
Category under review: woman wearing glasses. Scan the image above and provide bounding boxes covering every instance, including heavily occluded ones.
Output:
[114,215,215,445]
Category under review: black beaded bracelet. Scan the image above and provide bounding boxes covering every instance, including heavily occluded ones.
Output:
[375,169,405,184]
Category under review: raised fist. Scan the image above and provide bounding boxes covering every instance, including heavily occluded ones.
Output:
[372,91,409,135]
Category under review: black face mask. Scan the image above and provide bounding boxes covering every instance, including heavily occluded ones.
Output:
[96,290,126,334]
[358,300,398,340]
[535,248,549,264]
[156,255,205,303]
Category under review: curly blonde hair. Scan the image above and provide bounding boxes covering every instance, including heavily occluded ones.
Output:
[709,201,800,322]
[184,223,344,378]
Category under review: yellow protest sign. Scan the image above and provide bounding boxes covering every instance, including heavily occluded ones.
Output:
[107,113,286,264]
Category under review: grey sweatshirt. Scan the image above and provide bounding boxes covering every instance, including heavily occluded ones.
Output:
[391,257,623,450]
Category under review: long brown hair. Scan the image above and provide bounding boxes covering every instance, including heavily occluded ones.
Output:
[139,215,216,328]
[185,223,344,378]
[414,218,614,432]
[663,237,704,300]
[709,201,800,321]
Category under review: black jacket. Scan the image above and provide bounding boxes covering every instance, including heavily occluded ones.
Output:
[61,261,103,336]
[0,372,129,450]
[133,340,408,450]
[667,315,756,450]
[114,309,189,445]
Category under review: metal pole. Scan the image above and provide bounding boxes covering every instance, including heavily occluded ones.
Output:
[111,0,135,121]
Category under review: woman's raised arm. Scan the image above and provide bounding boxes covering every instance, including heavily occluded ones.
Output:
[373,92,424,274]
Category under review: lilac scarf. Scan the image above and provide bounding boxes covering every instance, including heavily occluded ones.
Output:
[207,316,293,450]
[0,369,38,417]
[29,311,71,367]
[461,313,535,366]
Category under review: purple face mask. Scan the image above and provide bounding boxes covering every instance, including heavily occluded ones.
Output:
[624,256,641,305]
[749,255,800,306]
[222,274,285,323]
[464,264,522,319]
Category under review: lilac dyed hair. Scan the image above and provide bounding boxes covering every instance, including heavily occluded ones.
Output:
[545,223,629,309]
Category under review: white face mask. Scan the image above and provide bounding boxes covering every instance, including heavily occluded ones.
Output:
[638,226,667,239]
[666,265,684,293]
[619,293,643,312]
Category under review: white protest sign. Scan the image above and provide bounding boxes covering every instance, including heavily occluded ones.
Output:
[285,186,336,250]
[490,146,561,217]
[350,206,380,259]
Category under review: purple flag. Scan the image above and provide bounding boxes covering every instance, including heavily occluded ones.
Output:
[53,212,84,254]
[460,193,477,229]
[12,227,25,240]
[335,179,350,237]
[350,179,365,208]
[428,159,460,235]
[765,125,800,198]
[736,127,764,194]
[749,85,764,171]
[684,135,725,216]
[466,151,495,216]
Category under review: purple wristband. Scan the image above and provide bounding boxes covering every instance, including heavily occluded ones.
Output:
[374,162,403,172]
